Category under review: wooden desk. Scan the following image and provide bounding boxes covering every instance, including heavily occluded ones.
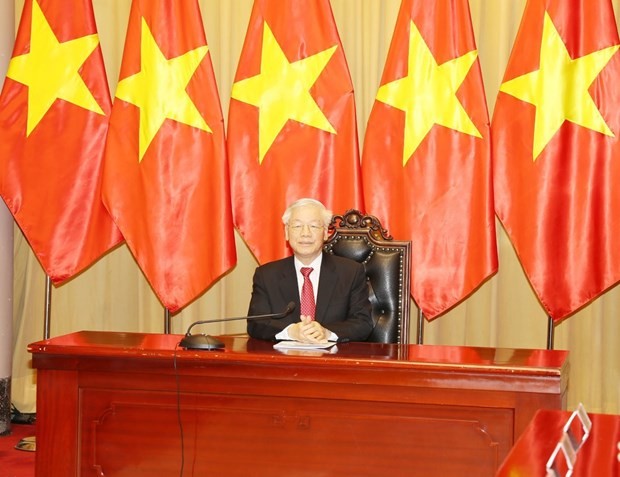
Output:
[496,409,620,476]
[29,331,569,477]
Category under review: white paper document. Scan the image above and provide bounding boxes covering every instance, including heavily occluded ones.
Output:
[273,340,336,350]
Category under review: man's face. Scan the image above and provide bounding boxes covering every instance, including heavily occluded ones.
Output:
[285,204,328,264]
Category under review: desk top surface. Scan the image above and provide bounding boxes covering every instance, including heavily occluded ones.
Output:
[496,409,620,476]
[29,330,568,376]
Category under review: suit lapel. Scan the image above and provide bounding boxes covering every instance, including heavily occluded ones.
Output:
[316,253,337,323]
[278,257,300,316]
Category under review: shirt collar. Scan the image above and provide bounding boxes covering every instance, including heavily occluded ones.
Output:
[294,253,323,275]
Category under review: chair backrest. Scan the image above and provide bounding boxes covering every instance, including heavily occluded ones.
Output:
[323,209,411,345]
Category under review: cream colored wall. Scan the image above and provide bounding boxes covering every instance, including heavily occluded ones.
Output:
[0,0,15,414]
[8,0,620,415]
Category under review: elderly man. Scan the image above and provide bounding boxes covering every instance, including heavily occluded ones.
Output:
[247,198,373,343]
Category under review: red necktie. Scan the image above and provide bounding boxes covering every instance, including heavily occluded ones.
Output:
[300,267,316,320]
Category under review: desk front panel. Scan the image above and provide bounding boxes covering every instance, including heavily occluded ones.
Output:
[78,378,513,476]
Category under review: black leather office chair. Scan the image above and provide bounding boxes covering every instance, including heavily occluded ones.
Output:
[323,209,412,345]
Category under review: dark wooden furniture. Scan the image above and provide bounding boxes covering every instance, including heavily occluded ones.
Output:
[496,409,620,476]
[29,331,569,477]
[325,209,412,344]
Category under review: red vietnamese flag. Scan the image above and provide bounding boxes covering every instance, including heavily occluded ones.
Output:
[362,0,497,319]
[102,0,236,312]
[228,0,363,264]
[492,0,620,321]
[0,0,122,282]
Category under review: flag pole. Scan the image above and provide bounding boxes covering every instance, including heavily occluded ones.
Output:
[164,309,171,334]
[17,274,52,453]
[44,275,52,340]
[416,309,424,345]
[546,316,554,350]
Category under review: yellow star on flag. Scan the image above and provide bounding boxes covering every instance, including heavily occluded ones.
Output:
[500,12,618,161]
[376,20,481,166]
[6,0,105,136]
[231,21,337,163]
[115,18,211,162]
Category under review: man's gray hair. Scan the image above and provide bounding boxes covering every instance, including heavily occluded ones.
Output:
[282,198,333,226]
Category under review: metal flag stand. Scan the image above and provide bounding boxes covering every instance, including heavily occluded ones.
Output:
[15,274,52,453]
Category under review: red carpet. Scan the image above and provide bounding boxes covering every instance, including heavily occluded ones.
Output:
[0,424,35,477]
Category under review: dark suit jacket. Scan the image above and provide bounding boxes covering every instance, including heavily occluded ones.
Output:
[247,253,373,342]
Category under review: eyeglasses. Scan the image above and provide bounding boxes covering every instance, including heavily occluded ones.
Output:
[287,223,325,233]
